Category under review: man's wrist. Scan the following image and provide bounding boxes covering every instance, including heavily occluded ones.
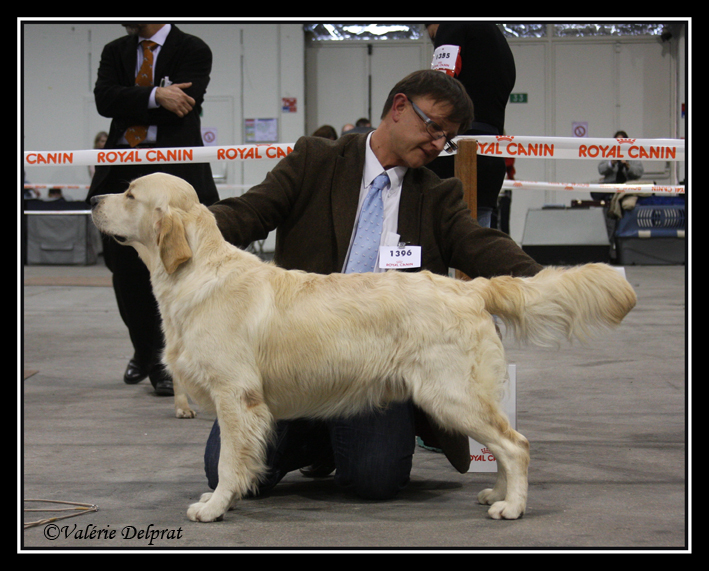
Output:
[149,87,159,109]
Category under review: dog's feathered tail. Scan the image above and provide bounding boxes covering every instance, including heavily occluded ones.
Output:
[475,263,636,347]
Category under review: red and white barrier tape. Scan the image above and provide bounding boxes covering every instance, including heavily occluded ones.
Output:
[23,143,295,168]
[23,183,251,191]
[501,180,684,194]
[23,136,684,168]
[23,136,685,195]
[24,181,685,195]
[459,135,685,162]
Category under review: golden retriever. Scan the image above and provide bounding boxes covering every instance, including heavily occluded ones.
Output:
[90,172,636,523]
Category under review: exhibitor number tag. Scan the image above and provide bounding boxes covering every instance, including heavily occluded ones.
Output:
[378,245,421,270]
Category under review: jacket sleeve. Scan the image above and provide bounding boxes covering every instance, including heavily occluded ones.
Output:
[208,136,310,248]
[94,31,212,129]
[627,160,644,180]
[432,175,543,279]
[94,41,152,124]
[145,34,213,128]
[598,160,614,177]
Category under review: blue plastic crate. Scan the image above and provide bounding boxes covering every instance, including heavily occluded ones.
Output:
[615,204,686,239]
[614,203,685,265]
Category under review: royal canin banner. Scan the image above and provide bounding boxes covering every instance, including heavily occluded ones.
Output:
[24,143,295,168]
[24,136,684,168]
[459,135,684,162]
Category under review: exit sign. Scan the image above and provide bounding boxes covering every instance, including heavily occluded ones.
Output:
[510,93,528,104]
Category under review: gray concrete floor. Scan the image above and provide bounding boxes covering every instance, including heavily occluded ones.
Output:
[20,258,688,553]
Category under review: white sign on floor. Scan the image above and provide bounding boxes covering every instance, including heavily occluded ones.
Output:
[468,364,516,473]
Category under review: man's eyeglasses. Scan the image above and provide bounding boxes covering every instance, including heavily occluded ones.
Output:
[409,99,458,153]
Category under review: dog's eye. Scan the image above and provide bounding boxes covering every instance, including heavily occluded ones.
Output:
[126,192,135,200]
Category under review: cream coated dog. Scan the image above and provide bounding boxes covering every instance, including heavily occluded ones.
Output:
[90,172,636,523]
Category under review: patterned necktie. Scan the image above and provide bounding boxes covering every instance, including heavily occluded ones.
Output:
[125,40,158,147]
[345,173,390,274]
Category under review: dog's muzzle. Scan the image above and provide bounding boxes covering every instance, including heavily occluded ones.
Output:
[90,195,127,243]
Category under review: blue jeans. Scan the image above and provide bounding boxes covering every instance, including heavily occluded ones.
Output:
[204,400,416,500]
[477,206,493,228]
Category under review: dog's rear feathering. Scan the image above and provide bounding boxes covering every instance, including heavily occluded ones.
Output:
[475,264,637,348]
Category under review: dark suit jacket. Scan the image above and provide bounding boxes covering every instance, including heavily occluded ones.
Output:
[88,24,218,206]
[210,133,543,473]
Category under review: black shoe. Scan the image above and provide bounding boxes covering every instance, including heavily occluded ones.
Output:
[154,377,174,396]
[149,365,174,396]
[124,358,150,385]
[299,460,336,478]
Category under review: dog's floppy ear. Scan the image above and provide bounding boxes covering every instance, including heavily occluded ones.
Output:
[155,206,192,274]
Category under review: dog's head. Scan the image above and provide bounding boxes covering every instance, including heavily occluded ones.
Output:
[91,172,200,274]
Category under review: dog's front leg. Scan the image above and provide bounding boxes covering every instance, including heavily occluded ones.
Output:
[173,374,196,419]
[187,387,273,522]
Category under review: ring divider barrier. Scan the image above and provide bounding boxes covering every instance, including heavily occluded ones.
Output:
[453,138,478,282]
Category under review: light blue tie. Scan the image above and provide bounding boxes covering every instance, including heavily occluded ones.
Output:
[345,172,390,274]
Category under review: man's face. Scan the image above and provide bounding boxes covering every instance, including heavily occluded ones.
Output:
[123,24,144,35]
[122,23,164,40]
[389,95,460,169]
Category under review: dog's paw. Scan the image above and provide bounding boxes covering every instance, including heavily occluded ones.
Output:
[477,487,505,505]
[176,407,196,419]
[187,499,224,523]
[487,500,524,520]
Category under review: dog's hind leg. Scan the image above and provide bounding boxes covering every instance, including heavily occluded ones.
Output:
[445,400,529,519]
[187,386,273,522]
[415,350,529,520]
[471,411,529,520]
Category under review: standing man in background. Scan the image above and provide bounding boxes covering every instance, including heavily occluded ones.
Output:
[88,23,219,396]
[426,23,516,229]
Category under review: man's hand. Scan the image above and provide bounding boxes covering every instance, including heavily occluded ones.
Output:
[155,82,195,117]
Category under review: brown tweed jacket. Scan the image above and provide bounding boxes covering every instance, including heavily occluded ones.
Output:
[209,133,543,472]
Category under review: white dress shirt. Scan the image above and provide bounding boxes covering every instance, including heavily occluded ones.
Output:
[119,24,171,145]
[342,132,408,273]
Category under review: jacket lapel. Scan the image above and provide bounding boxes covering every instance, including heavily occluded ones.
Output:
[396,170,422,249]
[121,36,139,84]
[331,135,367,271]
[153,25,177,84]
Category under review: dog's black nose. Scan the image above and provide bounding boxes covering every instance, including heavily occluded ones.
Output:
[90,196,101,208]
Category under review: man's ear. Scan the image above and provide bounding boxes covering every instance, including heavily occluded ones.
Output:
[155,206,192,274]
[391,93,408,122]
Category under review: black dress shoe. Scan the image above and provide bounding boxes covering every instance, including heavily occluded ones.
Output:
[124,358,150,385]
[149,365,174,397]
[154,377,174,397]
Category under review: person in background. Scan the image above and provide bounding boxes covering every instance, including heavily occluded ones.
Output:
[598,130,644,184]
[425,23,516,229]
[342,117,374,136]
[88,131,108,179]
[87,23,219,397]
[46,187,65,202]
[312,125,338,140]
